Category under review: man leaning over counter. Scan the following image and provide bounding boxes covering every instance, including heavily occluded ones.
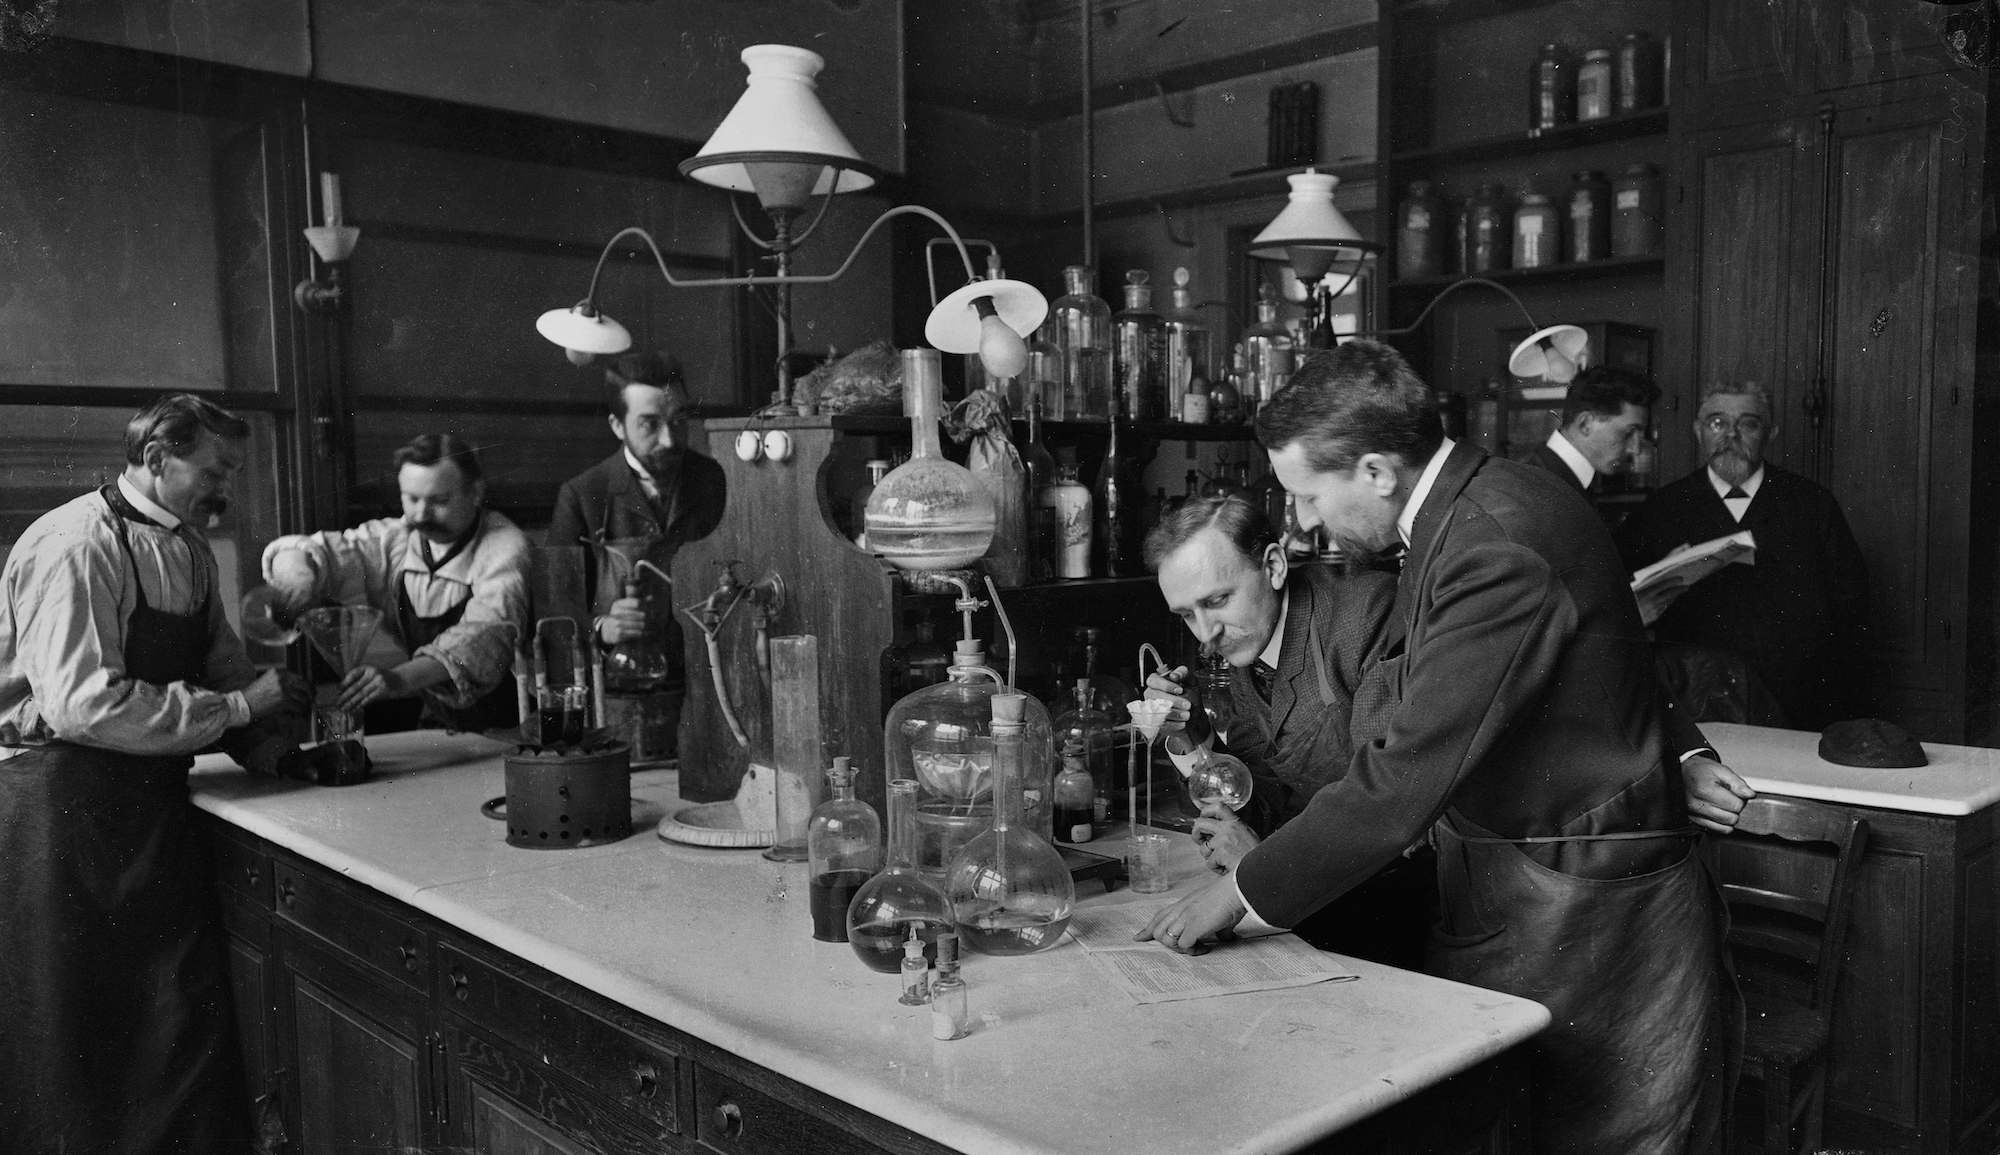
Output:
[1140,342,1738,1154]
[0,393,311,1151]
[266,432,529,731]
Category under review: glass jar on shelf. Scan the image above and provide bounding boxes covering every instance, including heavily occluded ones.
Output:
[1617,31,1663,113]
[1048,265,1112,422]
[1528,42,1577,132]
[1612,162,1665,257]
[1576,48,1613,121]
[1469,183,1512,273]
[1397,179,1445,281]
[1567,170,1611,264]
[1112,269,1164,422]
[1513,191,1559,269]
[1162,266,1212,423]
[1243,283,1295,409]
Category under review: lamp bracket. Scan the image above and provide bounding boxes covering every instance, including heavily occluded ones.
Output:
[924,236,1000,306]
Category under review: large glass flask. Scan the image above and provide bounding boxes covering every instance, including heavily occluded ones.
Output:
[1048,264,1112,422]
[884,639,1055,877]
[847,779,955,972]
[864,349,997,570]
[945,693,1075,955]
[1051,680,1114,831]
[807,758,883,943]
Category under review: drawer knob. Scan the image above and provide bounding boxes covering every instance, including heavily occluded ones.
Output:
[398,943,420,971]
[712,1100,743,1139]
[447,967,470,1001]
[277,878,296,907]
[243,864,261,888]
[633,1059,659,1098]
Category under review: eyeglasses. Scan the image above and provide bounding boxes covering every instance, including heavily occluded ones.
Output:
[1700,414,1767,437]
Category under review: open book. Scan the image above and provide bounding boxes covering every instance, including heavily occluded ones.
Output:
[1631,529,1756,623]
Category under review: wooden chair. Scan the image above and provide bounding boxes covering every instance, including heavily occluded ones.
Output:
[1711,796,1870,1155]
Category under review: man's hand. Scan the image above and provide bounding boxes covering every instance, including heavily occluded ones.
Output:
[1191,802,1260,873]
[1143,664,1201,736]
[242,669,310,721]
[1684,755,1755,834]
[267,549,322,617]
[1134,875,1247,955]
[598,596,651,646]
[336,665,403,713]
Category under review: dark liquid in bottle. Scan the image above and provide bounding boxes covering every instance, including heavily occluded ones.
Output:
[808,869,873,943]
[538,705,582,746]
[846,918,947,974]
[1055,805,1095,844]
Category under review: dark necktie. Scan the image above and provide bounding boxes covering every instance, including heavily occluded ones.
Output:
[1250,660,1277,704]
[1725,486,1748,499]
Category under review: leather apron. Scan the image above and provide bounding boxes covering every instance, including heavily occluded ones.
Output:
[1429,812,1735,1154]
[0,505,248,1152]
[395,535,519,732]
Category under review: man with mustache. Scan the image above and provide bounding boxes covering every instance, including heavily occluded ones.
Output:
[0,393,311,1149]
[1519,363,1658,498]
[547,352,725,761]
[265,432,530,730]
[1617,382,1869,730]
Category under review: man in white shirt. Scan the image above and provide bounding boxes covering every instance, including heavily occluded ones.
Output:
[1519,363,1658,496]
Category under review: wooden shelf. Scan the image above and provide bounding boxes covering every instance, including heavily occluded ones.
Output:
[1390,109,1668,167]
[1389,254,1665,292]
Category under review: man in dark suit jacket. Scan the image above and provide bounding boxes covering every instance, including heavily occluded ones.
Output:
[547,353,726,757]
[1617,382,1868,731]
[1141,342,1734,1154]
[1138,493,1429,967]
[1518,363,1658,497]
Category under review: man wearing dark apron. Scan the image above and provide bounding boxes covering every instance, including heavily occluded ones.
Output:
[0,394,309,1152]
[1144,343,1739,1153]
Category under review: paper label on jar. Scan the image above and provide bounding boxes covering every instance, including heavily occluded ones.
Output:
[1518,216,1544,236]
[1617,189,1641,209]
[1407,208,1430,229]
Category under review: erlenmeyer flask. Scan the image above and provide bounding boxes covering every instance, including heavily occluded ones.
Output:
[944,692,1074,956]
[847,779,955,973]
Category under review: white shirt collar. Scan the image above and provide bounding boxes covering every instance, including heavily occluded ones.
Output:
[1397,437,1456,548]
[117,474,182,530]
[1255,585,1291,670]
[1707,464,1765,502]
[1547,430,1596,489]
[623,447,653,481]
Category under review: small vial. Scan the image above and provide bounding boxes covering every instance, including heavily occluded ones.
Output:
[930,933,970,1040]
[898,927,930,1006]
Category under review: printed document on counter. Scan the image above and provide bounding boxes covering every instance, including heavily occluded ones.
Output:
[1066,902,1357,1005]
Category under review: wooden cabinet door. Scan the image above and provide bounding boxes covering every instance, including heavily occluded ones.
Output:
[278,933,434,1155]
[1800,0,1961,93]
[1813,83,1979,737]
[1676,0,1800,118]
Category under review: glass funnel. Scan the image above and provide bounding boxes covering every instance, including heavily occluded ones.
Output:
[864,348,997,571]
[299,606,384,744]
[884,639,1055,877]
[808,758,882,944]
[847,779,955,973]
[944,692,1074,956]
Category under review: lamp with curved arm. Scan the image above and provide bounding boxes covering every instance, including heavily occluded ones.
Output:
[1347,276,1590,384]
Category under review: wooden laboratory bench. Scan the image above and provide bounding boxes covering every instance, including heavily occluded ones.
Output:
[190,729,1548,1155]
[1704,723,2000,1154]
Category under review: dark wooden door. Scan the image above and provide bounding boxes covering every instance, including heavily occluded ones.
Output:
[278,934,433,1154]
[1677,0,1800,118]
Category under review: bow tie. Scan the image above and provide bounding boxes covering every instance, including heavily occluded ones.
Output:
[1724,486,1748,500]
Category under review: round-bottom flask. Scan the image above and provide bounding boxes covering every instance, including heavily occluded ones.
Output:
[944,693,1075,956]
[847,779,955,973]
[1165,730,1254,812]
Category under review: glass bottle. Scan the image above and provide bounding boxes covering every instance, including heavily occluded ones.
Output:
[1181,374,1210,425]
[1612,162,1665,257]
[1568,170,1611,264]
[884,639,1057,873]
[1528,42,1577,132]
[1576,48,1613,121]
[1042,461,1092,580]
[1049,265,1112,422]
[846,778,955,973]
[1163,730,1255,812]
[1397,179,1445,281]
[1092,388,1137,577]
[1617,31,1662,113]
[864,349,997,571]
[1449,193,1472,276]
[850,458,890,546]
[1053,737,1097,843]
[1162,266,1212,424]
[1112,269,1165,422]
[944,692,1076,956]
[928,933,970,1040]
[600,580,670,695]
[1027,320,1064,421]
[1469,184,1511,272]
[1052,675,1115,829]
[807,757,882,943]
[1513,191,1559,269]
[1243,283,1295,409]
[1019,393,1060,583]
[898,928,931,1006]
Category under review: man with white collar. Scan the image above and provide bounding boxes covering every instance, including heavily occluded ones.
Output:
[1,393,310,1149]
[1618,381,1869,730]
[266,432,530,731]
[1520,363,1658,496]
[1139,342,1736,1154]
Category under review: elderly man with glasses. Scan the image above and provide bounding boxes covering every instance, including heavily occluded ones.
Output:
[1616,381,1870,730]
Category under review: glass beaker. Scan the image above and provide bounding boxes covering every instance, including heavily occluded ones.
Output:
[807,757,882,943]
[848,779,956,973]
[944,693,1075,956]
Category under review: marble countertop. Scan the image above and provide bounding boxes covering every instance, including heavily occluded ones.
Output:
[191,731,1548,1155]
[1705,722,2000,816]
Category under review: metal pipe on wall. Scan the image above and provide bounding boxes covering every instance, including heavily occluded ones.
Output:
[1080,0,1094,268]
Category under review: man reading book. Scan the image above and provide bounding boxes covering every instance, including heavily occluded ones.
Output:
[1617,381,1870,729]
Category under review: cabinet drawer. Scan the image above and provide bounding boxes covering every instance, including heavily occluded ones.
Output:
[694,1066,881,1155]
[208,822,271,908]
[270,858,429,992]
[438,941,681,1135]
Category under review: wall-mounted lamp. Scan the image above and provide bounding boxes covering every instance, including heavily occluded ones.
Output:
[1344,276,1591,384]
[535,45,1047,414]
[295,172,360,312]
[1248,167,1380,346]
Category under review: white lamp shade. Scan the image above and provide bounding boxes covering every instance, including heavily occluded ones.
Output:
[1248,169,1379,280]
[1507,324,1591,382]
[680,44,878,207]
[536,304,633,356]
[924,279,1048,352]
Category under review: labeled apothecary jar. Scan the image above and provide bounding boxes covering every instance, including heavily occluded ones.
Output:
[1468,184,1512,272]
[1577,49,1613,121]
[1617,31,1664,113]
[1568,170,1611,263]
[1528,43,1577,131]
[1612,162,1665,257]
[1397,179,1445,280]
[1514,192,1559,269]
